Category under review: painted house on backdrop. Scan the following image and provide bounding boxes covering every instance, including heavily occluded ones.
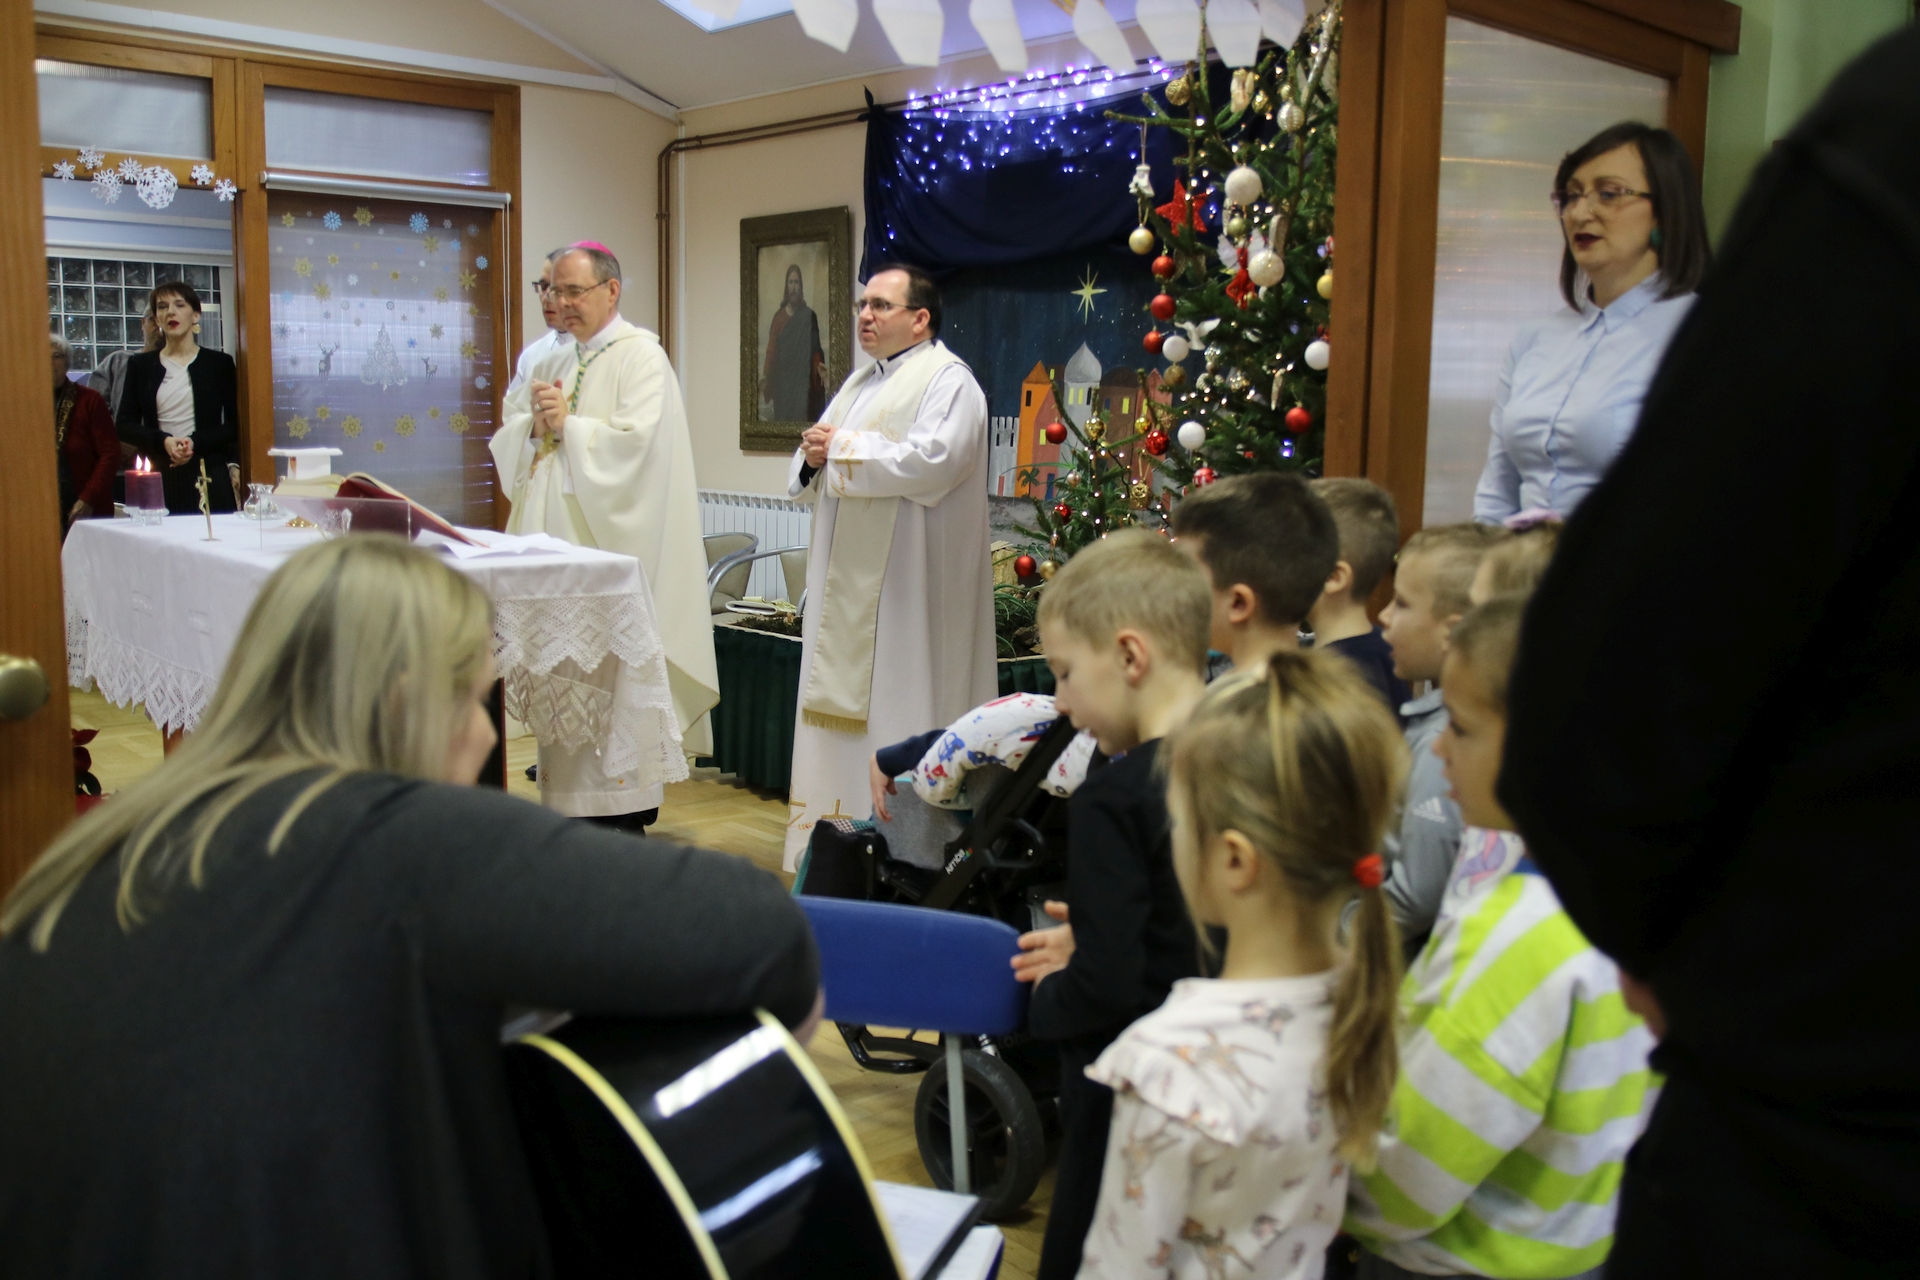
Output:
[1016,360,1063,499]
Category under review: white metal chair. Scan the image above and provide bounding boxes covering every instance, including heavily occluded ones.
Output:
[708,544,809,615]
[704,532,758,615]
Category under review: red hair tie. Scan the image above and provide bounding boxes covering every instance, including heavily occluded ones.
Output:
[1353,853,1386,889]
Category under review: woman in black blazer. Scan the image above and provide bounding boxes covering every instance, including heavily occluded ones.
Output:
[116,280,239,513]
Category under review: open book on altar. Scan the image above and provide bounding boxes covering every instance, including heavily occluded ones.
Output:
[276,474,482,546]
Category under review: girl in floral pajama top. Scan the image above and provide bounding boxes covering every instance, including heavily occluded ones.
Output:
[1077,653,1407,1279]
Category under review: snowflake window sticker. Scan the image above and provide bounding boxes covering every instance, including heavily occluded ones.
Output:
[324,211,342,230]
[408,212,429,234]
[191,164,215,186]
[91,170,121,204]
[475,257,488,270]
[52,160,75,180]
[78,146,104,170]
[450,240,461,252]
[347,274,359,286]
[116,156,144,182]
[214,179,236,202]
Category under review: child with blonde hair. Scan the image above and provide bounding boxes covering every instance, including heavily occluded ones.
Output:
[1077,651,1408,1279]
[1345,596,1655,1279]
[1469,518,1562,606]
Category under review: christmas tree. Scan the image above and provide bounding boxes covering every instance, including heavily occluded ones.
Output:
[1015,2,1342,577]
[360,325,409,391]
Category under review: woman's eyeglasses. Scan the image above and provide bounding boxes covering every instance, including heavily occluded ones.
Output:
[1551,182,1652,215]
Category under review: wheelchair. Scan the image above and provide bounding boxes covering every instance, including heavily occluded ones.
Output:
[795,715,1079,1220]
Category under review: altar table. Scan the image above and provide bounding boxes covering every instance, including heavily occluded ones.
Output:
[62,515,689,796]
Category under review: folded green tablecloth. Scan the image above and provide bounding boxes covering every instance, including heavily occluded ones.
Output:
[699,625,1053,793]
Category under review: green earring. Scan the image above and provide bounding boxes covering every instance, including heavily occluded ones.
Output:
[1649,227,1664,249]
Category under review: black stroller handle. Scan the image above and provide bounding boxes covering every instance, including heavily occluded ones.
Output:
[922,715,1081,912]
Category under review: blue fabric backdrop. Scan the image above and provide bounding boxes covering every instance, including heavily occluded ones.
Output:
[860,87,1178,278]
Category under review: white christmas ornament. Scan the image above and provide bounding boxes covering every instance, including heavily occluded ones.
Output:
[1224,165,1263,207]
[1248,249,1284,287]
[792,0,859,51]
[1205,0,1264,67]
[1072,0,1136,72]
[1259,0,1306,46]
[1162,334,1191,363]
[968,0,1028,72]
[136,165,179,210]
[1304,339,1331,371]
[1134,0,1201,65]
[1177,420,1207,450]
[874,0,944,67]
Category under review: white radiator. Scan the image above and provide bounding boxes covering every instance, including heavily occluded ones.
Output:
[699,489,813,603]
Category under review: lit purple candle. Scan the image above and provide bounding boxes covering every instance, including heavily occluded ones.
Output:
[127,456,164,513]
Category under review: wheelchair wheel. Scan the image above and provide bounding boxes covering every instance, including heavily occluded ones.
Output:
[914,1047,1046,1221]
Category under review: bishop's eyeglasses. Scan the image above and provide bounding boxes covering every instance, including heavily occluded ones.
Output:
[531,280,613,302]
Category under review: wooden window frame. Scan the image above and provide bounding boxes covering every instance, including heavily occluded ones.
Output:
[1323,0,1734,539]
[36,25,521,526]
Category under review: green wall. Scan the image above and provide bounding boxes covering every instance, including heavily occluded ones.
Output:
[1702,0,1914,239]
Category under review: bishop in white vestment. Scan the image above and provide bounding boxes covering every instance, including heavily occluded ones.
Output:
[783,266,996,869]
[490,246,718,821]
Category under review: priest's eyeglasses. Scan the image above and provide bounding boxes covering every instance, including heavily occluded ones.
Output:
[534,280,614,302]
[1551,182,1652,215]
[857,298,912,315]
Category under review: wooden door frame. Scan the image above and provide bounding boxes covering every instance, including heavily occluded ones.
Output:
[1322,0,1736,539]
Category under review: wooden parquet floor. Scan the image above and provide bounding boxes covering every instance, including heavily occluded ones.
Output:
[71,692,1051,1279]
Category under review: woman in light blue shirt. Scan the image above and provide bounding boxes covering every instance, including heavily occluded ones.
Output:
[1475,123,1712,524]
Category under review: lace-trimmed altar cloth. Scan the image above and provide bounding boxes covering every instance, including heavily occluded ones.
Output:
[61,514,687,793]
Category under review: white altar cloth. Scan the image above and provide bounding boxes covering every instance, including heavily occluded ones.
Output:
[62,515,689,794]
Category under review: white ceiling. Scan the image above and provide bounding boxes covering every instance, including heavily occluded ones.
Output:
[496,0,1147,110]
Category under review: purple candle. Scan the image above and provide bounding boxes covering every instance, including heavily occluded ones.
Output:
[127,457,164,512]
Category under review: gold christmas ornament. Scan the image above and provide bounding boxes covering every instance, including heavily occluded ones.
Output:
[1129,481,1151,508]
[1278,102,1306,133]
[1163,364,1187,387]
[1252,89,1273,115]
[1038,559,1060,580]
[1084,417,1106,444]
[1225,214,1249,240]
[1316,269,1334,299]
[1129,225,1156,255]
[1165,74,1191,107]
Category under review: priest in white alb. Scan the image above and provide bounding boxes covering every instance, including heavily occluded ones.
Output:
[783,264,996,869]
[490,244,718,831]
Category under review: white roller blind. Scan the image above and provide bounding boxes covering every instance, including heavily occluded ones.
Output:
[264,86,492,186]
[37,60,212,159]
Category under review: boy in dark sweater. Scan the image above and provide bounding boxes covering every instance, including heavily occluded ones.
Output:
[1009,530,1215,1280]
[1309,477,1411,717]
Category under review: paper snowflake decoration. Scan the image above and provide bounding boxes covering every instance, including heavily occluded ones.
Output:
[78,146,104,170]
[91,170,122,204]
[116,156,144,182]
[395,414,417,438]
[214,179,236,201]
[191,164,215,186]
[52,160,75,180]
[408,212,429,234]
[323,211,342,230]
[136,166,179,210]
[448,411,471,435]
[475,256,488,270]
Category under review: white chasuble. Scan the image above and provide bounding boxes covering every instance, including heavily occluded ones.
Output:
[490,317,719,817]
[782,340,997,869]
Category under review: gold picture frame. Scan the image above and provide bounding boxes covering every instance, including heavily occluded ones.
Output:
[739,207,853,453]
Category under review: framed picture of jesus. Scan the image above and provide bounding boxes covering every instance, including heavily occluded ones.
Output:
[739,207,854,453]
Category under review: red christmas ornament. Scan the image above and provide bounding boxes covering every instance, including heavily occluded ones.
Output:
[1044,420,1068,445]
[1224,245,1255,310]
[1014,553,1037,578]
[1154,180,1208,234]
[1143,429,1170,457]
[1150,293,1177,321]
[1054,502,1073,521]
[1143,329,1165,355]
[1151,254,1177,280]
[1284,406,1313,433]
[1192,466,1218,486]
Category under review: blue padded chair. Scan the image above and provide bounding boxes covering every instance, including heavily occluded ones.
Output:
[796,897,1039,1213]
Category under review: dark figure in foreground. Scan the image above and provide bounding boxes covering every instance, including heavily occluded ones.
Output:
[1502,27,1920,1277]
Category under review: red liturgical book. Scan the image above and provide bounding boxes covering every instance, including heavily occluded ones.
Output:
[332,473,482,546]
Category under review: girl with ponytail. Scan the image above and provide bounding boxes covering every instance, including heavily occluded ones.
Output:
[1076,651,1407,1279]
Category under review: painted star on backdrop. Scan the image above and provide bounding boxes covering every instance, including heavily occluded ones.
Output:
[1071,267,1107,321]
